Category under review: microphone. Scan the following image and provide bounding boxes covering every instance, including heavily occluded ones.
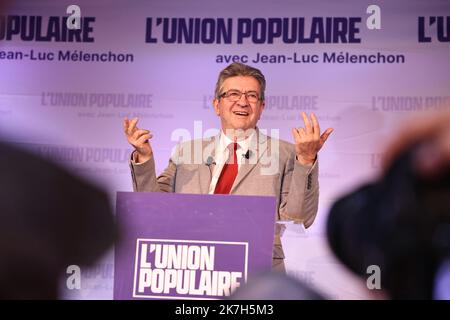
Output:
[206,156,216,166]
[243,150,252,159]
[206,156,215,182]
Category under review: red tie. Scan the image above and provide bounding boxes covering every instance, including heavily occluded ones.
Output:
[214,142,238,194]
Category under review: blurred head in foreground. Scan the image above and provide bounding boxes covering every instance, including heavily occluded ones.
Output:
[230,272,324,300]
[0,142,116,299]
[327,111,450,299]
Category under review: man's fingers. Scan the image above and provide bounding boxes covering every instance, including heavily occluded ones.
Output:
[301,112,313,135]
[135,133,152,146]
[311,113,320,139]
[132,129,151,141]
[294,127,306,137]
[127,117,139,135]
[320,128,333,146]
[123,117,130,132]
[292,128,304,142]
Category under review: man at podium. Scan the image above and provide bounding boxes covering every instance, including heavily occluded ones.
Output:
[123,62,332,271]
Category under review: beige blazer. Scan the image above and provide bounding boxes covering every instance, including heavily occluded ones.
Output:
[130,131,319,260]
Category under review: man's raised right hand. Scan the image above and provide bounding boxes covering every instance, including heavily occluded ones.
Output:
[123,117,153,163]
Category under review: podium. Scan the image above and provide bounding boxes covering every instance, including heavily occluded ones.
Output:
[113,192,276,300]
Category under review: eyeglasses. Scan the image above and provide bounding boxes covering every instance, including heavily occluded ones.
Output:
[220,90,261,103]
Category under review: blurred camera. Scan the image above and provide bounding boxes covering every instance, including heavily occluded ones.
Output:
[327,145,450,299]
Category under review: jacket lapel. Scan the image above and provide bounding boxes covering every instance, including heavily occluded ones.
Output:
[198,134,218,194]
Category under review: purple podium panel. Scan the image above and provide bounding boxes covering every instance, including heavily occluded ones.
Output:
[114,192,276,300]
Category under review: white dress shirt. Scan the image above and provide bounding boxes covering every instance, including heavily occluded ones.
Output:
[208,130,256,194]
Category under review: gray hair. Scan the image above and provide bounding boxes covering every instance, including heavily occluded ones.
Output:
[214,62,266,101]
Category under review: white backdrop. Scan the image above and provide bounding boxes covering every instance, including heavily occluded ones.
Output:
[1,0,449,299]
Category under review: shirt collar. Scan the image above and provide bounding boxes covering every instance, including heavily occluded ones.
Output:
[218,128,257,154]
